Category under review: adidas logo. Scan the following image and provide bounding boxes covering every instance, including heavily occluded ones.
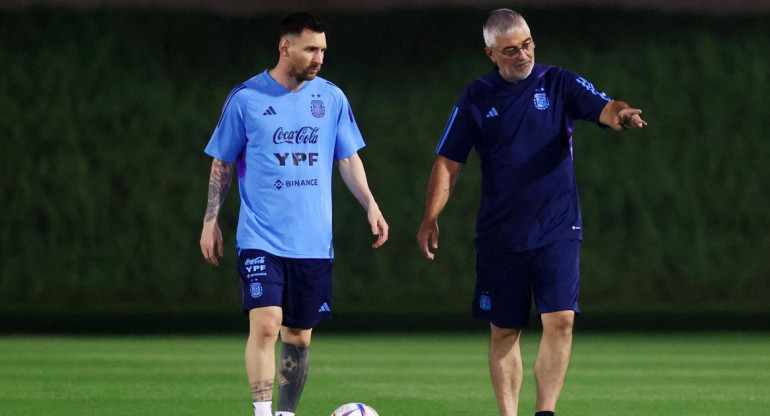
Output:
[318,302,331,313]
[262,106,277,115]
[485,107,499,118]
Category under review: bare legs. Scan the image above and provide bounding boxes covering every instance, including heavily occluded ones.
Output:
[245,307,312,414]
[489,311,575,416]
[535,311,574,412]
[490,325,523,416]
[246,307,282,403]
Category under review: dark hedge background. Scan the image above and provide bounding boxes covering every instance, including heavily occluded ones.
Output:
[1,6,768,330]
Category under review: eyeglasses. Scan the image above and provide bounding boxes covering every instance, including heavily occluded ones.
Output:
[489,39,534,57]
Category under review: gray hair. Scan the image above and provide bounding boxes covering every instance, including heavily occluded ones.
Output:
[482,8,529,48]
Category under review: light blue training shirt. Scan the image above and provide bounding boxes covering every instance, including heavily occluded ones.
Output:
[205,70,365,259]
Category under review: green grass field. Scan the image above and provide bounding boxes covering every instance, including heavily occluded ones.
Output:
[1,332,768,416]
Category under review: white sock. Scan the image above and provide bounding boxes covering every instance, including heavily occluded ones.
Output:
[253,401,272,416]
[275,412,295,416]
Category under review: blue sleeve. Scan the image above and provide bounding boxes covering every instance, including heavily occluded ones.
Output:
[204,85,248,162]
[564,72,613,125]
[435,89,477,164]
[333,92,365,160]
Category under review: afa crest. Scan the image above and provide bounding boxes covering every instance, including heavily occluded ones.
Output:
[480,294,492,311]
[310,100,325,118]
[533,89,550,110]
[250,282,263,299]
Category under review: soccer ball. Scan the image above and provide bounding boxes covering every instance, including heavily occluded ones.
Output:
[330,402,379,416]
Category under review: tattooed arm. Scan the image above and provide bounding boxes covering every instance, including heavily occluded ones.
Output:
[200,158,236,266]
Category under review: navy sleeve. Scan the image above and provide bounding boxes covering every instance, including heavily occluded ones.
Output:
[435,89,478,163]
[564,71,613,125]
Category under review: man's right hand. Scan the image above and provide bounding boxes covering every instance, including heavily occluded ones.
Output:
[200,220,224,266]
[417,219,440,260]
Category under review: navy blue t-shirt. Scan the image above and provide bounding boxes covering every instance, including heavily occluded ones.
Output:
[436,64,612,252]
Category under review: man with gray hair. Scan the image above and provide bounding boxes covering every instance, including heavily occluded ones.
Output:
[417,8,646,416]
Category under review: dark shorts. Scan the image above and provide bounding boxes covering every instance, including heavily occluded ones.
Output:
[473,240,581,329]
[237,248,333,329]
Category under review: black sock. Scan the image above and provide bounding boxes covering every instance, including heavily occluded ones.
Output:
[535,412,555,416]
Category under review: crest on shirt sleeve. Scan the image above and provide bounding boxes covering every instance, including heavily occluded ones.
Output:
[533,88,550,110]
[310,100,326,118]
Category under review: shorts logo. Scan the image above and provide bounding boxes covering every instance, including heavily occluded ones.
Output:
[244,256,265,266]
[310,100,325,118]
[245,256,266,273]
[533,88,549,110]
[480,294,492,311]
[249,282,263,299]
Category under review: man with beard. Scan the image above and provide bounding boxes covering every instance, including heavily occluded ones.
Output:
[417,8,646,416]
[200,12,389,416]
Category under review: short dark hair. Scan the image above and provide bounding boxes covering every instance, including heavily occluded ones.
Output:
[280,12,326,37]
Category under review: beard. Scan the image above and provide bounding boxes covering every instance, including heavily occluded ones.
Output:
[513,62,533,80]
[292,64,322,82]
[501,59,534,83]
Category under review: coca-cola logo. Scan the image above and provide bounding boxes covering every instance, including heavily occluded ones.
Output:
[273,126,319,144]
[244,256,265,266]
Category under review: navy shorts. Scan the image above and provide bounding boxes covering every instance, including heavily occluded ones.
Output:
[473,240,581,329]
[237,248,333,329]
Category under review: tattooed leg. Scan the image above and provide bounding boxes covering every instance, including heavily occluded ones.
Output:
[251,380,274,416]
[250,379,274,402]
[245,308,281,415]
[276,342,310,413]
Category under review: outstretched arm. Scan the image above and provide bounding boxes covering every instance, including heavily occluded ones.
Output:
[600,100,648,131]
[200,158,235,266]
[338,153,389,248]
[417,155,463,260]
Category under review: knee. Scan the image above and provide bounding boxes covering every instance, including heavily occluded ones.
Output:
[542,311,574,336]
[248,309,281,344]
[281,327,312,348]
[490,324,522,345]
